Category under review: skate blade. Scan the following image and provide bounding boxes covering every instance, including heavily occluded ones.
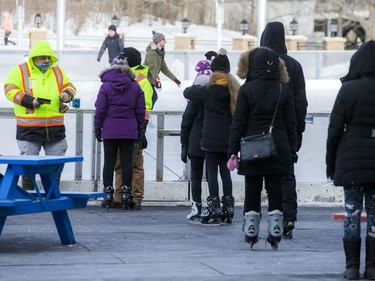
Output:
[266,238,279,250]
[245,235,258,249]
[200,218,221,226]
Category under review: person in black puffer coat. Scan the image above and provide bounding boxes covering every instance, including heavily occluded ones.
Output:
[260,21,308,239]
[97,25,124,64]
[228,47,296,249]
[326,40,375,280]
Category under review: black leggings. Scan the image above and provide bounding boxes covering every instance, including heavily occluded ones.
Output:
[244,175,283,213]
[190,155,205,203]
[103,139,134,188]
[205,151,232,198]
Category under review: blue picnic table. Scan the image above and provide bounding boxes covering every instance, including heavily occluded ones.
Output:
[0,155,104,245]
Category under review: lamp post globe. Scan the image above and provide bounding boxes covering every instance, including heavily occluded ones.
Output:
[240,19,249,36]
[181,18,190,33]
[289,17,298,36]
[111,15,120,27]
[35,13,42,28]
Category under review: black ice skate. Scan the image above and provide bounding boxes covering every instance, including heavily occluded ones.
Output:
[200,196,222,226]
[103,186,114,211]
[266,210,283,250]
[283,221,295,239]
[120,185,137,210]
[221,195,235,224]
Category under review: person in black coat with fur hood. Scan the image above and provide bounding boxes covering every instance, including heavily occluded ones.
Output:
[326,40,375,280]
[227,47,296,249]
[260,21,308,239]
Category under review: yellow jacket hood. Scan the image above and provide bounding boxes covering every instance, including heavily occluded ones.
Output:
[28,40,58,67]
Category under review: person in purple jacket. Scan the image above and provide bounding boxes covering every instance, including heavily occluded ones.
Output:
[94,54,145,210]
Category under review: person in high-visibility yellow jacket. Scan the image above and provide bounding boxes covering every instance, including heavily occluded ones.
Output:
[4,39,76,156]
[4,40,76,189]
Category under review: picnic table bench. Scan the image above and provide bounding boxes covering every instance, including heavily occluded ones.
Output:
[0,155,104,245]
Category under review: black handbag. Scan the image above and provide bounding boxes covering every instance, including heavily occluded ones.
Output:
[240,84,282,162]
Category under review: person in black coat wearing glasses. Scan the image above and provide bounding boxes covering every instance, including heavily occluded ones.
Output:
[260,21,308,239]
[228,47,296,249]
[326,40,375,280]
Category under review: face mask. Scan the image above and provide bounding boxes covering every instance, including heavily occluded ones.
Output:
[36,62,51,72]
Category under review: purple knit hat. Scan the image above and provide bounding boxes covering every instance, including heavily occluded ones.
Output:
[195,60,212,75]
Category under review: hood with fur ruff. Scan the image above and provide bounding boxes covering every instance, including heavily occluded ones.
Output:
[237,47,289,84]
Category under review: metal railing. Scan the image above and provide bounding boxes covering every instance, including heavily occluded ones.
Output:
[0,108,329,186]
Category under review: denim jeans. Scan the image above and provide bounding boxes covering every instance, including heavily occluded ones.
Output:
[343,185,375,240]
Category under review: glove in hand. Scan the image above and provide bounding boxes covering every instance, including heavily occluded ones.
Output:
[154,78,162,90]
[139,132,148,149]
[181,146,188,163]
[291,152,298,163]
[227,154,239,171]
[174,78,181,87]
[95,128,102,142]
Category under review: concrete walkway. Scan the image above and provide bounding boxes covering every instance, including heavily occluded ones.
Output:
[0,202,358,280]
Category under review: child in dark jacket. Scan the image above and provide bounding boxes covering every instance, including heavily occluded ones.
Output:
[183,48,240,225]
[181,50,217,224]
[94,54,145,210]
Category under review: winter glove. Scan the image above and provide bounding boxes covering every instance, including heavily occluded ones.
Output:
[297,132,303,152]
[95,128,102,142]
[181,146,188,163]
[154,78,162,91]
[174,78,181,87]
[227,154,239,171]
[139,131,148,149]
[291,152,298,163]
[326,167,335,181]
[97,58,100,62]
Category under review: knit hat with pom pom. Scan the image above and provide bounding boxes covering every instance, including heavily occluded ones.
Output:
[210,48,230,73]
[152,30,165,44]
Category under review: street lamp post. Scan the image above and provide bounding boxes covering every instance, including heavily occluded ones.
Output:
[330,19,338,37]
[111,14,120,27]
[289,17,298,36]
[35,13,42,28]
[181,18,190,33]
[240,19,249,36]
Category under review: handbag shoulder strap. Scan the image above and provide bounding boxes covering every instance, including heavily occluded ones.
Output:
[268,83,282,133]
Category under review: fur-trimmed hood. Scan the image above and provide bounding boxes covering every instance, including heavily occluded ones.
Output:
[99,64,135,80]
[237,47,289,84]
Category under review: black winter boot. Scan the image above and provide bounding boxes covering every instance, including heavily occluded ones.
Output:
[343,238,361,280]
[364,237,375,280]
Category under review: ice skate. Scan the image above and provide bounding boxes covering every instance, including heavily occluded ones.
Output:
[187,201,202,224]
[221,195,235,224]
[243,211,260,249]
[283,221,295,239]
[200,196,222,226]
[120,185,137,210]
[266,210,283,250]
[103,186,114,211]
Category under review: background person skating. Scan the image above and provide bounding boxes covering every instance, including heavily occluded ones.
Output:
[144,30,181,107]
[97,24,124,65]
